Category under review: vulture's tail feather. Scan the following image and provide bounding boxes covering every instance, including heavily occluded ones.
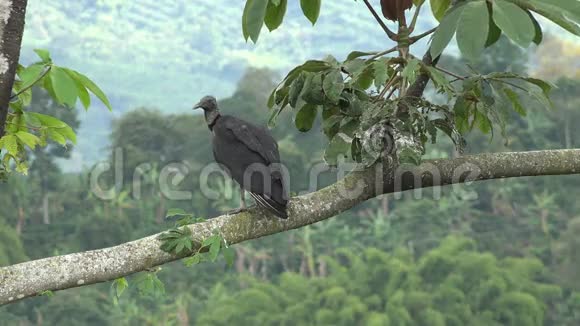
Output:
[250,192,288,219]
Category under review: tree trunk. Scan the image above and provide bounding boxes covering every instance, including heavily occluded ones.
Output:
[15,206,24,234]
[0,0,28,137]
[42,193,50,224]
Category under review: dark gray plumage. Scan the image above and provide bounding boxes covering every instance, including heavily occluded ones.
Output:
[193,95,288,219]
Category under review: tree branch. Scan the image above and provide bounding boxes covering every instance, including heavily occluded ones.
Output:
[0,0,28,137]
[362,0,397,40]
[2,149,580,305]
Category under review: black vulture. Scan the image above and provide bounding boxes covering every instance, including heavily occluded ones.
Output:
[193,95,289,219]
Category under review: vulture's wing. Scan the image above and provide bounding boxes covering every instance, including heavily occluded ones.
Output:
[225,118,280,164]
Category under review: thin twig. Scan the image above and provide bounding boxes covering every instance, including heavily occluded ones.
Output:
[375,75,401,101]
[386,85,398,100]
[10,65,51,101]
[435,66,466,80]
[408,3,423,33]
[367,46,398,61]
[362,0,397,40]
[410,27,436,43]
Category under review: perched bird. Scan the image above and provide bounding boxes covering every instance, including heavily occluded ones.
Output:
[193,95,289,219]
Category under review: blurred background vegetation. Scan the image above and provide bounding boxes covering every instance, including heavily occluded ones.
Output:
[2,2,580,325]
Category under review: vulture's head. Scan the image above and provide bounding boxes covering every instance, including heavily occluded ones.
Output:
[193,95,218,112]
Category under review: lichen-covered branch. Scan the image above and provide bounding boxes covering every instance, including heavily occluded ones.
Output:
[0,0,27,137]
[2,149,580,305]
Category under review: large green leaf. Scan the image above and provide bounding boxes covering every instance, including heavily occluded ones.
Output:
[456,0,489,61]
[492,0,535,47]
[525,0,580,36]
[430,0,451,21]
[300,0,321,25]
[430,4,465,58]
[15,131,40,149]
[65,69,112,111]
[503,88,526,116]
[50,66,78,108]
[242,0,269,42]
[33,49,52,63]
[302,73,325,105]
[288,72,306,107]
[373,59,390,88]
[18,64,45,91]
[264,0,287,31]
[295,104,318,132]
[531,0,580,22]
[485,16,502,47]
[0,135,19,156]
[323,70,344,104]
[528,11,543,44]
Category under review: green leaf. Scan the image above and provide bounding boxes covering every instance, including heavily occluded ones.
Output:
[15,131,40,149]
[324,133,351,166]
[242,0,269,42]
[486,16,502,47]
[456,1,489,61]
[27,112,67,128]
[184,254,202,266]
[430,4,465,58]
[39,290,54,297]
[301,60,332,72]
[302,73,325,105]
[454,97,470,133]
[295,103,318,132]
[33,49,52,63]
[474,108,492,134]
[426,66,451,93]
[373,59,390,88]
[492,0,535,47]
[402,58,421,85]
[527,11,543,44]
[223,247,235,267]
[430,0,451,21]
[300,0,321,25]
[49,67,78,107]
[346,51,378,60]
[66,69,112,111]
[1,135,19,156]
[527,1,580,36]
[525,78,554,97]
[113,277,128,299]
[47,129,67,145]
[503,88,526,116]
[289,72,306,107]
[264,0,287,31]
[208,236,222,262]
[166,208,188,218]
[323,70,344,104]
[18,64,45,90]
[58,125,77,144]
[529,0,580,23]
[69,75,91,110]
[23,112,42,128]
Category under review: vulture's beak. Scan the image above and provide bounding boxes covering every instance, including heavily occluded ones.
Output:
[192,103,202,110]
